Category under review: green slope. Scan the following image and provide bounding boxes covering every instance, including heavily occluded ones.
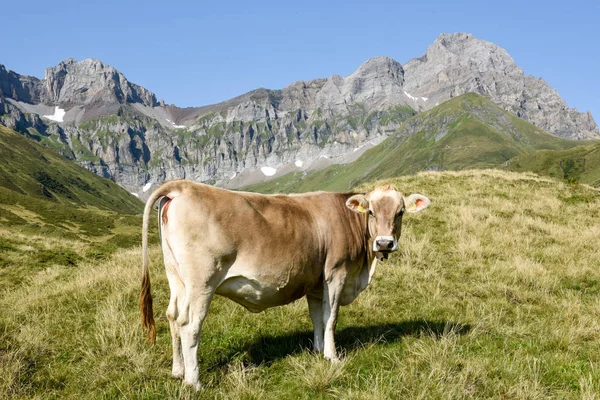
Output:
[506,143,600,187]
[0,124,142,214]
[0,124,151,287]
[243,93,597,193]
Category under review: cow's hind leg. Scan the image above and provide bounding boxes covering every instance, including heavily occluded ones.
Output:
[165,269,185,379]
[307,294,324,353]
[162,233,186,380]
[178,287,214,390]
[175,255,219,389]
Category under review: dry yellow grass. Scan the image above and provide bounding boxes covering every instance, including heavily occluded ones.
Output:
[1,169,600,398]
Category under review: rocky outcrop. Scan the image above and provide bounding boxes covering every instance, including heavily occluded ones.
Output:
[402,33,598,139]
[1,58,157,115]
[43,58,157,108]
[0,65,43,104]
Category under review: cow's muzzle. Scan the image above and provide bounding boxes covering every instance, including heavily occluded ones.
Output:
[374,236,398,252]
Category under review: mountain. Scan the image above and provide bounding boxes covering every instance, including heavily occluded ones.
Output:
[242,93,598,194]
[402,33,598,139]
[0,33,598,195]
[0,58,157,115]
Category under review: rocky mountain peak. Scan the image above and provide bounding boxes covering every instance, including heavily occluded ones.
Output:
[347,56,405,88]
[419,32,522,76]
[353,56,404,77]
[43,58,158,108]
[309,56,406,113]
[402,32,598,138]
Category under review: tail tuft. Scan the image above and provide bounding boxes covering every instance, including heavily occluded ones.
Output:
[140,272,156,344]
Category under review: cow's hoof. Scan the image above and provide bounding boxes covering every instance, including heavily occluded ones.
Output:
[172,370,184,380]
[324,355,340,363]
[183,380,202,391]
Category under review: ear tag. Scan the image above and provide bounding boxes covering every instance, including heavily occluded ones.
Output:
[357,205,366,213]
[406,203,417,212]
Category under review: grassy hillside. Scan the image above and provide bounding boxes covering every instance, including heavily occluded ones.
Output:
[0,124,142,213]
[2,170,600,398]
[506,143,600,187]
[0,124,153,288]
[243,94,596,194]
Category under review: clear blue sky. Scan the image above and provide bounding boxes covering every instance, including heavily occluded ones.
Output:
[3,0,599,122]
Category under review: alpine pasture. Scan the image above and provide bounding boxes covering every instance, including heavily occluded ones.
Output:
[2,170,600,399]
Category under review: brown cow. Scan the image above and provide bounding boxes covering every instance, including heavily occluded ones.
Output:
[140,179,430,389]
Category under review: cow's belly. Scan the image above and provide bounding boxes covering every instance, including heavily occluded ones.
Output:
[215,264,316,312]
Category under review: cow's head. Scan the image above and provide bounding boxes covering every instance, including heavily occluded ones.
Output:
[345,183,430,259]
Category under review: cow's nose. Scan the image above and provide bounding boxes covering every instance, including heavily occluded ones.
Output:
[376,239,394,250]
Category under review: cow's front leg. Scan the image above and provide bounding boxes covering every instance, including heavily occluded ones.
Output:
[322,274,346,362]
[307,295,324,353]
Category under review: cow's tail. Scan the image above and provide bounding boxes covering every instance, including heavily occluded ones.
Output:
[140,179,184,344]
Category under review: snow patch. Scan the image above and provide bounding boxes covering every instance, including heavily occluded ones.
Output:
[130,192,139,198]
[166,118,186,129]
[261,167,277,176]
[230,172,237,179]
[353,145,364,152]
[404,91,428,103]
[404,91,418,102]
[143,182,152,192]
[43,107,66,122]
[295,160,303,167]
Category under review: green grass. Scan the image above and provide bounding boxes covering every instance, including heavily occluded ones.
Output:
[2,170,600,398]
[506,143,600,187]
[0,125,142,214]
[0,124,156,289]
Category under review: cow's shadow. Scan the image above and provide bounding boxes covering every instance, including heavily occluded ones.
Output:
[228,319,471,366]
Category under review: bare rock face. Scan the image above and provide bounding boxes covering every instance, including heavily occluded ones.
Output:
[43,58,157,108]
[313,56,407,113]
[403,33,599,139]
[0,65,43,104]
[187,56,408,123]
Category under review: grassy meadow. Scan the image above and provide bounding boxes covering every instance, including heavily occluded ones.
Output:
[2,170,600,399]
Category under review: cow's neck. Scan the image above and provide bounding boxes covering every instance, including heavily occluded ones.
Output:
[361,211,387,262]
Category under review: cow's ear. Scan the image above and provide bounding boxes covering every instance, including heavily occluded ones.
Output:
[404,194,430,213]
[346,194,369,214]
